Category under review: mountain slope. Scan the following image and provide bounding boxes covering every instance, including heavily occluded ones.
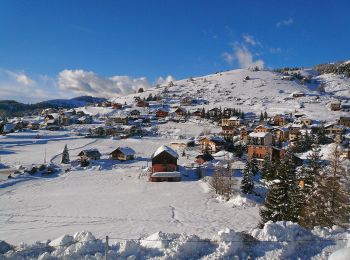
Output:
[111,68,349,121]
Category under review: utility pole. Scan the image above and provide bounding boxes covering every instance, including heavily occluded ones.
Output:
[44,149,47,164]
[105,235,109,260]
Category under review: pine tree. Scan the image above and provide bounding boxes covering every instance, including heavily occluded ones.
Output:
[250,158,259,176]
[260,149,303,225]
[264,111,268,120]
[261,154,274,181]
[299,145,350,229]
[316,124,328,145]
[241,161,254,194]
[259,112,264,122]
[61,144,70,164]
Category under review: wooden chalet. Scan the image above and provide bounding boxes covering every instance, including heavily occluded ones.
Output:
[195,153,214,165]
[220,126,238,139]
[272,114,289,126]
[136,100,149,107]
[155,109,169,118]
[254,124,273,133]
[110,147,135,161]
[150,145,180,182]
[112,103,123,109]
[199,136,226,154]
[221,116,242,127]
[78,149,101,161]
[174,107,187,117]
[272,128,289,142]
[339,117,350,127]
[330,101,341,111]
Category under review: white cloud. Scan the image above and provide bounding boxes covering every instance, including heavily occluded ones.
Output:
[4,70,35,86]
[155,75,175,86]
[276,18,294,28]
[0,69,66,103]
[222,43,264,69]
[243,34,261,47]
[57,69,153,98]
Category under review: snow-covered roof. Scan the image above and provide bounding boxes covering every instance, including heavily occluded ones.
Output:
[249,132,271,138]
[151,171,181,178]
[114,147,136,156]
[152,145,179,159]
[228,116,240,121]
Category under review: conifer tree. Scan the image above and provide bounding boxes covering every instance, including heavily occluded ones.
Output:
[61,144,70,164]
[259,112,264,122]
[260,149,303,224]
[264,111,268,120]
[241,161,254,194]
[261,154,274,181]
[299,145,350,229]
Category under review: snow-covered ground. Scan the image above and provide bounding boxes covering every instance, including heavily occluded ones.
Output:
[0,129,259,246]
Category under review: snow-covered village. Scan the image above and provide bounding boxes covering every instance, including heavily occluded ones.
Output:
[1,1,350,259]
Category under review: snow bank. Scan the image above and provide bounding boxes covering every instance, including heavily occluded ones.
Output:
[3,223,349,259]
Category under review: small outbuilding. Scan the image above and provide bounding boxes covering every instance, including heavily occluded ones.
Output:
[78,149,101,161]
[110,147,136,161]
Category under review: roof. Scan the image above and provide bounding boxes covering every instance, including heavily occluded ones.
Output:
[200,136,226,144]
[151,171,181,178]
[111,147,136,156]
[249,132,271,138]
[152,145,179,159]
[78,149,101,157]
[228,116,240,121]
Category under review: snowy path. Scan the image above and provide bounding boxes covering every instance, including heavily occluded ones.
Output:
[0,168,259,244]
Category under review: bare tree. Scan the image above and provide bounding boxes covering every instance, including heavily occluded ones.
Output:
[209,164,236,200]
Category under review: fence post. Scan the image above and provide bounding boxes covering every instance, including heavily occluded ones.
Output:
[105,235,109,260]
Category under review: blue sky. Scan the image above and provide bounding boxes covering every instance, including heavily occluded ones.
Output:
[0,0,349,102]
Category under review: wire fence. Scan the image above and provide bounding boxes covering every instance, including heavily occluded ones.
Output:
[3,234,348,257]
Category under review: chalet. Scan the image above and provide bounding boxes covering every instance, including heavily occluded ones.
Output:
[199,136,226,154]
[272,128,289,142]
[208,108,220,118]
[247,145,284,162]
[58,114,71,126]
[28,121,40,130]
[291,91,305,98]
[129,109,141,117]
[78,149,101,161]
[192,110,203,117]
[221,116,242,127]
[136,100,149,107]
[195,153,214,165]
[254,124,273,133]
[106,116,129,126]
[155,109,169,118]
[174,107,187,117]
[272,114,289,126]
[180,97,194,106]
[239,127,252,142]
[248,132,273,146]
[170,139,195,148]
[77,115,93,124]
[324,124,344,142]
[150,145,180,182]
[44,114,58,124]
[112,103,123,109]
[330,101,341,111]
[90,126,106,137]
[220,126,238,139]
[300,117,312,126]
[338,117,350,127]
[110,147,135,161]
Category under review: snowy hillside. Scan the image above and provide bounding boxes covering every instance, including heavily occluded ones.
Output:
[111,69,349,121]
